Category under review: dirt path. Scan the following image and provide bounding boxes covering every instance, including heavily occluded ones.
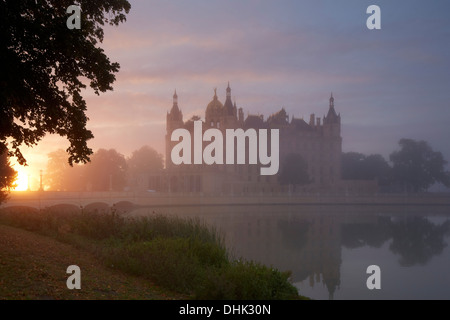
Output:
[0,224,180,300]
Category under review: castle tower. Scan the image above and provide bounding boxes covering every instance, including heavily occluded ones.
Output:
[322,93,342,184]
[223,82,233,115]
[205,88,224,129]
[166,90,184,168]
[323,92,341,135]
[167,90,183,127]
[223,82,238,127]
[238,107,244,124]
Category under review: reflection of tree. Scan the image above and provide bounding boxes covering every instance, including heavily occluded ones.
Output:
[342,215,450,267]
[341,216,392,249]
[390,217,450,267]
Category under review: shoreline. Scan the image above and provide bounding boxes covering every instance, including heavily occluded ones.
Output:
[3,191,450,209]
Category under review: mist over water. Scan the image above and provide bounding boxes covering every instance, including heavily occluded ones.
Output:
[3,194,449,299]
[132,204,450,300]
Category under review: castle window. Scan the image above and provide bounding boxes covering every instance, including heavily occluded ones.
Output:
[217,122,220,129]
[211,121,214,127]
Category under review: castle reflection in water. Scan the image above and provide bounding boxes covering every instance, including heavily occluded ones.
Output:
[148,204,450,300]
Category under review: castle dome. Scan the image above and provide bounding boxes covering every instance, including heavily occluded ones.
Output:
[206,88,224,119]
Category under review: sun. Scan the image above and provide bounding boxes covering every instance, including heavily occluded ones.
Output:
[14,169,29,191]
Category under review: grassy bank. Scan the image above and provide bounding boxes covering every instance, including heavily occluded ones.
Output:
[0,206,304,300]
[0,224,185,299]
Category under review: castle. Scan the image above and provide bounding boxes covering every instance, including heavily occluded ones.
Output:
[145,83,359,195]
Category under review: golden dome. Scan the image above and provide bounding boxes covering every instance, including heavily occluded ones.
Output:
[206,88,223,117]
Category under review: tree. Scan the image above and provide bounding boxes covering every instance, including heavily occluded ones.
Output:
[278,153,310,191]
[0,152,17,204]
[127,146,163,190]
[342,152,391,186]
[46,149,84,191]
[184,115,202,131]
[127,146,163,174]
[0,0,131,166]
[390,139,450,192]
[84,149,127,191]
[46,149,72,191]
[341,152,366,179]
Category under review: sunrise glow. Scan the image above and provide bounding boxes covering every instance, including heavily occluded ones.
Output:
[13,168,29,191]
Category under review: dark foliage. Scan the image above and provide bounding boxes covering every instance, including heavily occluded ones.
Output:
[0,152,17,204]
[341,152,391,186]
[390,139,450,192]
[0,0,131,165]
[278,153,310,190]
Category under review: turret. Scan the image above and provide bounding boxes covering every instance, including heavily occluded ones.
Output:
[166,90,184,168]
[324,93,340,125]
[167,90,183,129]
[323,93,341,136]
[223,82,235,117]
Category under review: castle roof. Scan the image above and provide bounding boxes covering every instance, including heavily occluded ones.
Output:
[291,118,313,131]
[244,114,265,129]
[267,108,289,126]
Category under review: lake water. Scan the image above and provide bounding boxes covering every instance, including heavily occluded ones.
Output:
[133,204,450,300]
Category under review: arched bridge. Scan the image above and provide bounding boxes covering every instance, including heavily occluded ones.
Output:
[2,191,152,212]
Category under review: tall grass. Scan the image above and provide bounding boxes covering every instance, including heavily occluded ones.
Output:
[0,206,302,299]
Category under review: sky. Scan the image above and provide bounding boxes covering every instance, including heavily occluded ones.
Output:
[12,0,450,190]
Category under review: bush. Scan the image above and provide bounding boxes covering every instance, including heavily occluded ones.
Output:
[0,207,302,299]
[103,236,229,293]
[196,260,299,300]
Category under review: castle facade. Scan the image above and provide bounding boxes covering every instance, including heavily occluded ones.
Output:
[148,84,349,195]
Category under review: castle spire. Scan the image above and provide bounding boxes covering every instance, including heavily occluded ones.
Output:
[325,92,339,124]
[224,82,234,116]
[173,89,178,105]
[168,89,182,122]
